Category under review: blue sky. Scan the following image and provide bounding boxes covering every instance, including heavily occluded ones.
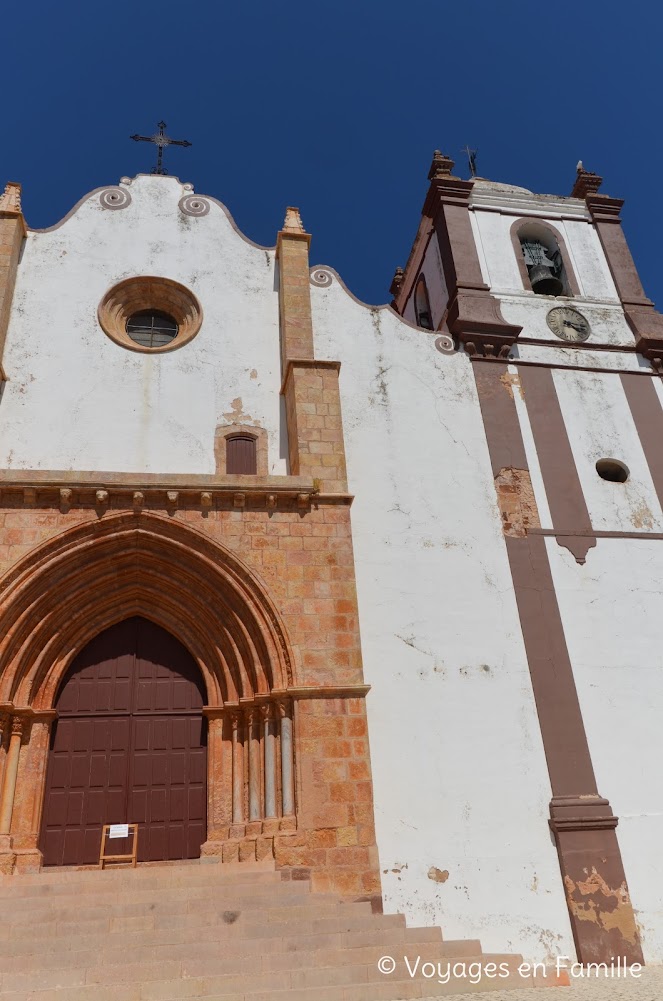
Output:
[3,1,659,307]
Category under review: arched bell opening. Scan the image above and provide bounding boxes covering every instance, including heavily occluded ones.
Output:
[511,219,580,298]
[414,274,434,330]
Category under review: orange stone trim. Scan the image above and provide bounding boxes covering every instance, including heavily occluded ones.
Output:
[282,360,348,493]
[277,207,314,366]
[97,275,203,354]
[0,182,27,381]
[0,511,295,709]
[0,497,381,897]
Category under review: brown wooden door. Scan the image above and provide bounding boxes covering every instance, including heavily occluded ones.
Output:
[40,617,207,867]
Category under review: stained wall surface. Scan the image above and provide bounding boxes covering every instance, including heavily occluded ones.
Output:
[311,277,574,962]
[0,175,287,476]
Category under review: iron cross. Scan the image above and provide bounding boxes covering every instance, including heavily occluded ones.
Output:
[462,145,478,178]
[130,121,192,176]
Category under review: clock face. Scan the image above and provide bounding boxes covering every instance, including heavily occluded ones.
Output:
[546,306,591,342]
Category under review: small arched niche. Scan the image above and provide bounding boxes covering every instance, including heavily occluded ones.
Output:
[512,221,579,298]
[414,275,434,330]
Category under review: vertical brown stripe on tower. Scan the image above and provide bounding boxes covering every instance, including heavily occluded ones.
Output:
[518,367,596,563]
[472,358,643,966]
[473,366,528,472]
[621,374,663,508]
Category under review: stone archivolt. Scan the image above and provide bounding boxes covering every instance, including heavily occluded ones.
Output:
[0,511,294,710]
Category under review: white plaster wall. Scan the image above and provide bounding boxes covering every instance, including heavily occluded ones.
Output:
[310,278,573,962]
[552,369,663,532]
[547,537,663,962]
[0,175,287,475]
[469,206,635,350]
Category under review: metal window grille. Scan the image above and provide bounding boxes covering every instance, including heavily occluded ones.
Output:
[126,310,179,348]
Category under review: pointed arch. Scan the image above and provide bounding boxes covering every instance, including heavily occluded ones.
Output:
[0,512,294,710]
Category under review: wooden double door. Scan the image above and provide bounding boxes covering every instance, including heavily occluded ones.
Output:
[40,617,207,867]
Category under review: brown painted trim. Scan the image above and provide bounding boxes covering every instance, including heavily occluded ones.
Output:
[620,374,663,512]
[504,533,599,794]
[473,361,643,965]
[585,196,649,306]
[518,367,595,564]
[509,217,581,297]
[473,365,527,471]
[392,219,434,315]
[424,175,522,355]
[517,337,638,354]
[586,195,663,363]
[472,355,658,377]
[531,527,663,540]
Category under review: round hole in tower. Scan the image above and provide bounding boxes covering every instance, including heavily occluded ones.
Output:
[596,459,629,483]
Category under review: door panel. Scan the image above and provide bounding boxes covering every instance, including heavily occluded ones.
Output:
[40,617,207,867]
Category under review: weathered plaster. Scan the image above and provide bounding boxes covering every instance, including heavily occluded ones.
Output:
[310,275,573,962]
[0,176,287,476]
[547,536,663,961]
[552,369,663,533]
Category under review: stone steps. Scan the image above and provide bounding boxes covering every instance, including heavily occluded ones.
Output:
[0,859,560,999]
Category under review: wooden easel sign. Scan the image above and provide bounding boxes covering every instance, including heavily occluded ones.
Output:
[99,823,138,869]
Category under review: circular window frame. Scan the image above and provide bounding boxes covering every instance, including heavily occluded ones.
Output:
[98,276,203,354]
[596,458,630,483]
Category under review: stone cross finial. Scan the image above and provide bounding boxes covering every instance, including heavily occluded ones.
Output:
[571,164,603,198]
[428,151,455,181]
[282,206,306,233]
[0,182,22,214]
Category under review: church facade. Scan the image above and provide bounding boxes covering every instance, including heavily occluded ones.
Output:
[0,153,661,970]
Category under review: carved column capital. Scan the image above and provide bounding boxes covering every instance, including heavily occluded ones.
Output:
[10,716,26,739]
[275,698,291,719]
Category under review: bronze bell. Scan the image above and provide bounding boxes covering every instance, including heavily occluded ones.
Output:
[529,264,564,296]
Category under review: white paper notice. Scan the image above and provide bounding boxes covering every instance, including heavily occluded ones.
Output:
[108,824,130,839]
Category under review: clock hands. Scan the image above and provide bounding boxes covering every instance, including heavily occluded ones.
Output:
[547,307,590,341]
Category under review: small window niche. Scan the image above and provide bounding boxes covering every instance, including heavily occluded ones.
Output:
[414,275,434,330]
[227,436,257,475]
[215,425,268,477]
[514,222,578,298]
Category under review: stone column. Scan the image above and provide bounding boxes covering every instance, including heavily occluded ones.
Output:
[200,713,226,857]
[11,714,54,873]
[247,708,261,823]
[0,712,9,810]
[0,717,24,835]
[262,704,277,820]
[278,700,294,817]
[231,713,244,825]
